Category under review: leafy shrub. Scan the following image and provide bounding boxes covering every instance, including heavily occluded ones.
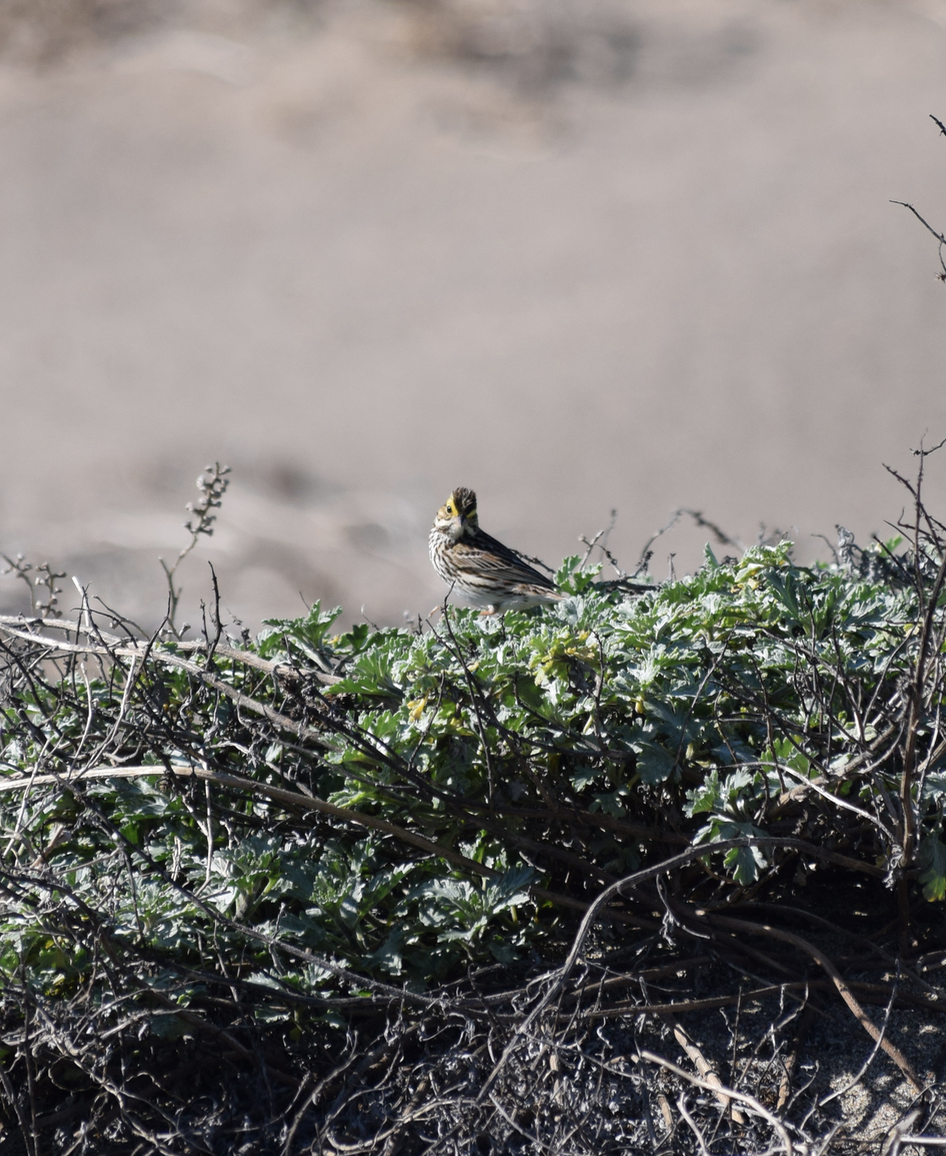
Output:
[2,534,944,999]
[1,482,945,1152]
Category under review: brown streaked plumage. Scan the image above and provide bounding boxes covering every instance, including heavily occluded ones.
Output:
[428,487,564,613]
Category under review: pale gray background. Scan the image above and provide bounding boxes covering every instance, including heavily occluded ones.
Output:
[1,0,945,630]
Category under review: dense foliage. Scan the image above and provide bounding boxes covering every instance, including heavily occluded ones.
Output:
[0,541,942,994]
[1,524,945,1153]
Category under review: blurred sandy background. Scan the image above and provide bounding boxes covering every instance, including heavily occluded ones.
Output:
[1,0,945,631]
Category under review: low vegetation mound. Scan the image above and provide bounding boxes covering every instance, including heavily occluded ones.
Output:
[1,474,945,1153]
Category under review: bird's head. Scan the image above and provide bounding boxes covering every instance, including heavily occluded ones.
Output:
[435,487,479,542]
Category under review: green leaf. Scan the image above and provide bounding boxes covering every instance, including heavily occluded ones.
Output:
[918,834,946,902]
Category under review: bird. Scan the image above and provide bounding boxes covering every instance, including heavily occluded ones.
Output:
[428,487,565,614]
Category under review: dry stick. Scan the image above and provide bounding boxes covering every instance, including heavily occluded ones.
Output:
[324,1087,439,1156]
[585,984,800,1021]
[707,912,922,1093]
[885,1131,946,1153]
[676,1094,710,1156]
[773,725,900,812]
[185,771,605,921]
[891,197,946,278]
[661,1016,746,1125]
[0,618,342,685]
[772,758,896,842]
[213,640,341,685]
[23,1004,38,1156]
[777,1002,816,1112]
[571,955,714,998]
[13,763,496,878]
[883,1110,924,1156]
[573,979,942,1019]
[656,1093,676,1139]
[638,1049,794,1156]
[488,1093,549,1151]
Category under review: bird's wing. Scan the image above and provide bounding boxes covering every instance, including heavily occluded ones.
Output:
[464,531,559,590]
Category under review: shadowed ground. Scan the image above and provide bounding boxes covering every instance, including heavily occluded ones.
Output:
[1,0,945,629]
